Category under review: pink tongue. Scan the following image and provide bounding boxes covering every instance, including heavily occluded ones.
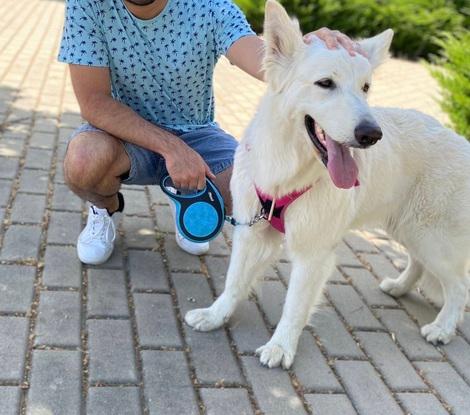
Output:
[324,135,359,189]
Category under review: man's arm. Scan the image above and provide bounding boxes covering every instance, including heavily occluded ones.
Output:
[69,64,215,189]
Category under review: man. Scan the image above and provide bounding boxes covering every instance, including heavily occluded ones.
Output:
[59,0,359,264]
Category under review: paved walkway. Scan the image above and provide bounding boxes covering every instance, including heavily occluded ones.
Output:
[0,1,468,414]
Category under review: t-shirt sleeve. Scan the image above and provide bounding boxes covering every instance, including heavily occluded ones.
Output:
[213,0,256,56]
[58,0,109,67]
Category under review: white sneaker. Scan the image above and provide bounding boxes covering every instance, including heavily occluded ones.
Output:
[166,188,210,256]
[77,205,122,265]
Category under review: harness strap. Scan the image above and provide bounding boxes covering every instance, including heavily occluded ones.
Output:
[255,186,311,233]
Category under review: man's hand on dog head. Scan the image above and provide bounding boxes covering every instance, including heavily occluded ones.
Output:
[304,28,367,57]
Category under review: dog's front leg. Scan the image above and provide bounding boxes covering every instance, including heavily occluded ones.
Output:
[185,225,282,331]
[257,251,335,369]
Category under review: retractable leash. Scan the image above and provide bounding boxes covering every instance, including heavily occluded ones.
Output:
[160,175,268,243]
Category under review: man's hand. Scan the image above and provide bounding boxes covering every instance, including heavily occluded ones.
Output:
[304,28,366,57]
[164,137,216,190]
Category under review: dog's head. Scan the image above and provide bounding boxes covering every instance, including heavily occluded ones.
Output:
[263,0,393,189]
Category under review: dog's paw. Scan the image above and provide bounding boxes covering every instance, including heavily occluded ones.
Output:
[184,307,225,332]
[256,342,295,369]
[421,322,454,345]
[379,278,407,297]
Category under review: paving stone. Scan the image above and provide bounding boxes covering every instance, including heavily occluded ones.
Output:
[88,319,137,384]
[241,356,307,415]
[415,362,470,415]
[360,253,400,281]
[442,336,470,383]
[123,216,158,249]
[375,309,441,360]
[142,350,198,415]
[34,291,81,347]
[200,388,253,415]
[155,204,174,233]
[24,148,53,170]
[128,249,169,292]
[356,332,426,390]
[0,387,21,415]
[148,186,169,206]
[18,169,49,194]
[344,231,379,253]
[121,188,151,216]
[397,392,448,415]
[208,234,230,257]
[88,240,124,270]
[0,137,24,158]
[58,127,75,144]
[205,255,229,296]
[0,317,29,382]
[372,239,408,271]
[254,280,286,328]
[308,307,364,359]
[29,131,55,149]
[459,312,470,343]
[173,273,243,384]
[399,291,438,327]
[0,208,4,224]
[305,394,356,415]
[51,183,82,211]
[0,157,19,179]
[134,293,181,348]
[87,387,142,415]
[335,241,363,267]
[342,267,398,307]
[10,193,46,224]
[88,269,129,318]
[292,331,342,392]
[327,284,383,330]
[27,350,81,415]
[0,179,12,206]
[164,237,202,272]
[228,300,271,353]
[0,224,41,261]
[47,211,82,245]
[0,265,35,313]
[328,267,347,283]
[335,361,402,415]
[42,245,81,288]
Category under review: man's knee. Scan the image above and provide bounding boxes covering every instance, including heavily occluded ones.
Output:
[64,132,123,190]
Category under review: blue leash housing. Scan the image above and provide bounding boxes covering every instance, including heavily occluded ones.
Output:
[160,176,226,243]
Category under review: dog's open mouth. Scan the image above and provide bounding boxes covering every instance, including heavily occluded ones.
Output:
[305,115,359,189]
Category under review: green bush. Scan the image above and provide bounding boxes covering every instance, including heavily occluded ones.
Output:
[431,31,470,138]
[235,0,465,59]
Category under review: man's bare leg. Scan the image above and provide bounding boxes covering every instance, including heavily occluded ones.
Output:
[64,131,131,212]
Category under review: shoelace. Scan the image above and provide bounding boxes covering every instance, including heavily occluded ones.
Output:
[85,211,116,243]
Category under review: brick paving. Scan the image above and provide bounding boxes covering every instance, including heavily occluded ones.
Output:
[0,1,466,414]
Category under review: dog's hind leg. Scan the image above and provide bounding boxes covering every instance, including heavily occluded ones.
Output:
[380,254,423,297]
[256,250,335,369]
[185,225,282,332]
[420,260,469,345]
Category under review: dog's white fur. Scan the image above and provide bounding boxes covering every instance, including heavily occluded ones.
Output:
[185,0,470,368]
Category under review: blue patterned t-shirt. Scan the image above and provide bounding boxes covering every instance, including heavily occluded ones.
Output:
[58,0,255,132]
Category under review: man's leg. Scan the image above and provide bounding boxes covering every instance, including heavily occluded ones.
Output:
[64,131,131,211]
[213,166,233,215]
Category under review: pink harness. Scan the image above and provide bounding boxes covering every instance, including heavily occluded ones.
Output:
[255,186,311,233]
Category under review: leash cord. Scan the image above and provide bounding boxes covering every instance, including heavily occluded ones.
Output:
[225,208,267,227]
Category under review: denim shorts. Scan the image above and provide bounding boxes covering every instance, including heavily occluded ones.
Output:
[69,123,238,185]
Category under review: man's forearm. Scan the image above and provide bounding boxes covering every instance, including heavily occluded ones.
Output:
[80,93,177,156]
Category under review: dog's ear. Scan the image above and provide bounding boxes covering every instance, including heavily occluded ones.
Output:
[263,0,303,89]
[358,29,394,69]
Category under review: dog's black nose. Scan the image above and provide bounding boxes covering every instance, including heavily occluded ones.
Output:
[354,121,383,147]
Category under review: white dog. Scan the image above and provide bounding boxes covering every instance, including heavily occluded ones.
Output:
[185,0,470,368]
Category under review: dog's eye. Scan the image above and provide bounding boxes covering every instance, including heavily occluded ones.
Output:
[315,79,335,89]
[362,83,370,93]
